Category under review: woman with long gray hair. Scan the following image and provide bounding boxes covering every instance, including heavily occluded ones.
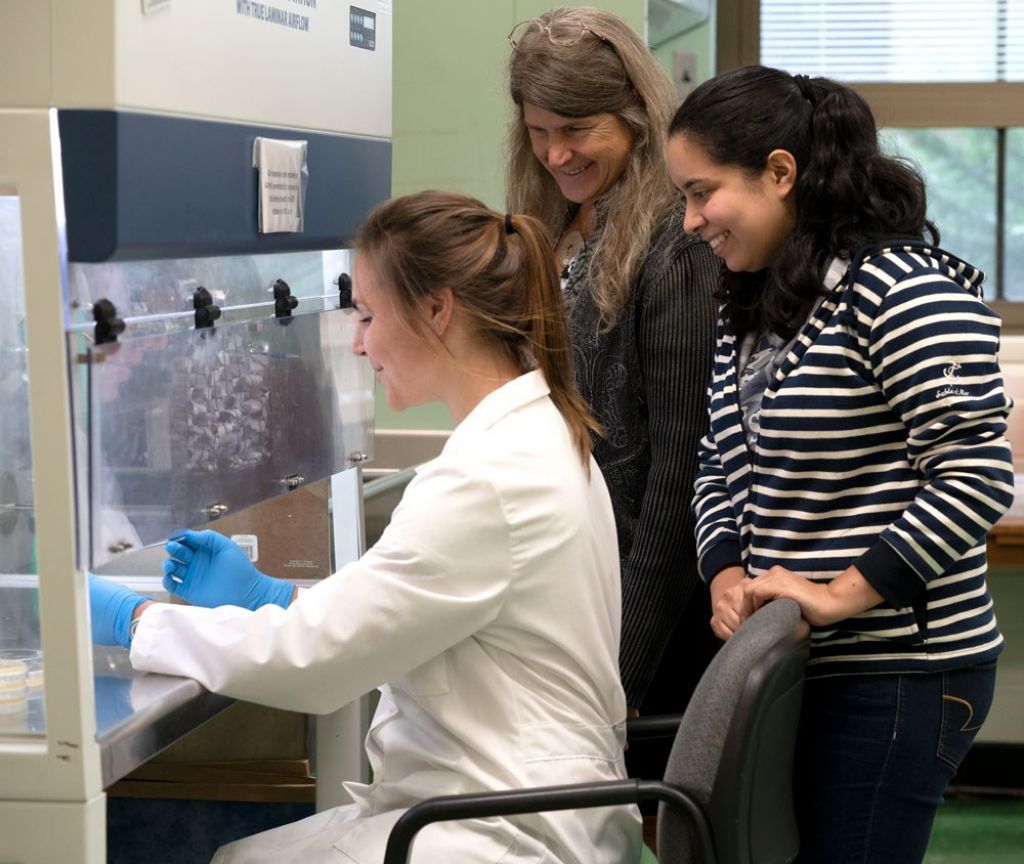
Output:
[506,7,719,725]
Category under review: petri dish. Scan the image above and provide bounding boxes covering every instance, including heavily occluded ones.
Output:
[0,658,28,714]
[0,650,42,690]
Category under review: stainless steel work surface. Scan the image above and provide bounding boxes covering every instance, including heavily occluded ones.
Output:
[0,644,231,788]
[92,646,233,787]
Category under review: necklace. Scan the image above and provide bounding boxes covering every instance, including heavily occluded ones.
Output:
[556,229,585,272]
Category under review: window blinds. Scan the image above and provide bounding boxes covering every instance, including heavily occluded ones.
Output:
[760,0,1024,82]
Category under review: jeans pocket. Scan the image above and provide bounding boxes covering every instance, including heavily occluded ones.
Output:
[937,662,997,770]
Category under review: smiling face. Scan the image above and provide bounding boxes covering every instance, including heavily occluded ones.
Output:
[523,103,634,209]
[350,256,441,413]
[666,133,797,273]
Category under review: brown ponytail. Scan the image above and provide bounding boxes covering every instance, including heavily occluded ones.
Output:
[503,212,603,472]
[356,190,601,472]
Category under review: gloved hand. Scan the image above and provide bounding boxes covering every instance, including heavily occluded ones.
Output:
[162,529,294,610]
[89,573,147,649]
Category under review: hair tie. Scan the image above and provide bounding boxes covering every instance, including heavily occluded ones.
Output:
[504,213,516,235]
[793,73,815,105]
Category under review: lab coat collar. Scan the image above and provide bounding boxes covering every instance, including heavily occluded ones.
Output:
[435,370,550,461]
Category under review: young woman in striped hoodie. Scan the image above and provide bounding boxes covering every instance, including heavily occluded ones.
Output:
[666,65,1014,864]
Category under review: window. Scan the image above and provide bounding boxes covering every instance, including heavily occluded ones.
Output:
[717,0,1024,319]
[879,128,1001,295]
[760,1,1024,83]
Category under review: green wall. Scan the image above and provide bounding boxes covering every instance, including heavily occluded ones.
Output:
[392,0,645,209]
[379,0,710,432]
[651,7,715,89]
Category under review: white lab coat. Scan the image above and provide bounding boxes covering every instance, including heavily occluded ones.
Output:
[131,371,641,864]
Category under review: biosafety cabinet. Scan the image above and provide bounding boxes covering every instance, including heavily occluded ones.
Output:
[0,2,391,861]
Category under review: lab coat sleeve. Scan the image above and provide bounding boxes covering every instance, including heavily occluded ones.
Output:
[130,462,513,714]
[852,269,1014,607]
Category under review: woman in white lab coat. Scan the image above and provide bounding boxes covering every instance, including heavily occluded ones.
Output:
[88,190,641,864]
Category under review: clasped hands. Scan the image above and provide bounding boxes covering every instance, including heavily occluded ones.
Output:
[89,529,295,649]
[710,563,880,641]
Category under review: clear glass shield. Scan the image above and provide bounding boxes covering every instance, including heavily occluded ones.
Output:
[0,194,45,738]
[67,250,343,335]
[87,309,373,568]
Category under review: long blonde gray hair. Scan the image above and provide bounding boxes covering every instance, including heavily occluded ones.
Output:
[506,6,679,329]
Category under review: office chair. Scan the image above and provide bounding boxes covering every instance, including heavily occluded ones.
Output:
[382,598,810,864]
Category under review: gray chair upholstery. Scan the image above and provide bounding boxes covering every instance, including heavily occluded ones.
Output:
[383,598,810,864]
[658,597,809,863]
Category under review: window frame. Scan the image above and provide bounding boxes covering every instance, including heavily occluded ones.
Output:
[716,0,1024,329]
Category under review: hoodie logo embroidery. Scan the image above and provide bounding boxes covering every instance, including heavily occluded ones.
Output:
[937,359,969,398]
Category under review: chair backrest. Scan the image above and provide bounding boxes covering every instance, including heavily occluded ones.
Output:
[657,598,810,864]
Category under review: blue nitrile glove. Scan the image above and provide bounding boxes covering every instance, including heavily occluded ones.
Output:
[89,573,147,649]
[162,529,294,610]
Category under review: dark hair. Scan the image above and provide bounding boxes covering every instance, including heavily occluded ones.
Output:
[356,190,601,471]
[668,65,939,338]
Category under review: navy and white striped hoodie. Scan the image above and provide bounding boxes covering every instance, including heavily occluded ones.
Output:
[694,243,1013,676]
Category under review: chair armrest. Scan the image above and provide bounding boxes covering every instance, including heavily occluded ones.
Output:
[627,713,684,741]
[382,778,715,864]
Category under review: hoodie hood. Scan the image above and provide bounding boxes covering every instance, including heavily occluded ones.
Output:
[850,240,985,300]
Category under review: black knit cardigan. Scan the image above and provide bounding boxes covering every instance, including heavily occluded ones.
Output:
[562,211,719,707]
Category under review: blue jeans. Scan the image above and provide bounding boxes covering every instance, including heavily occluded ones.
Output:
[794,662,997,864]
